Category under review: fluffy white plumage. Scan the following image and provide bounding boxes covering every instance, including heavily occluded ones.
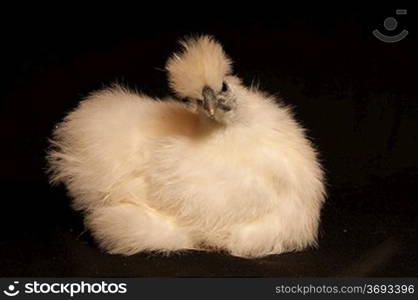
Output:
[47,35,326,258]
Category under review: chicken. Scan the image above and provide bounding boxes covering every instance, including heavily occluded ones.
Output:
[47,35,326,258]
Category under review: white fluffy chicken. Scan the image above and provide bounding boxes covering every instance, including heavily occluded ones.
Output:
[47,35,325,258]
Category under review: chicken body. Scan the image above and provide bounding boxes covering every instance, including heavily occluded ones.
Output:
[48,36,325,258]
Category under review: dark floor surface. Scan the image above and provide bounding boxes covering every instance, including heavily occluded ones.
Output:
[1,171,417,277]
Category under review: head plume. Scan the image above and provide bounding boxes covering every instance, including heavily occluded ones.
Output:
[166,35,232,99]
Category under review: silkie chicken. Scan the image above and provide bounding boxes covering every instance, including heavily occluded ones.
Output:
[47,35,326,258]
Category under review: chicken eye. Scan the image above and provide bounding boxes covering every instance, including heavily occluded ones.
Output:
[221,81,228,92]
[219,103,231,112]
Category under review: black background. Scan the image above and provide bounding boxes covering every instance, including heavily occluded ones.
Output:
[0,6,417,276]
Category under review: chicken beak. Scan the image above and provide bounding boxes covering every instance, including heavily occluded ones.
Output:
[202,86,217,117]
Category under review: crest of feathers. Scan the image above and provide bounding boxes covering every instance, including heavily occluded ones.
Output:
[166,35,232,99]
